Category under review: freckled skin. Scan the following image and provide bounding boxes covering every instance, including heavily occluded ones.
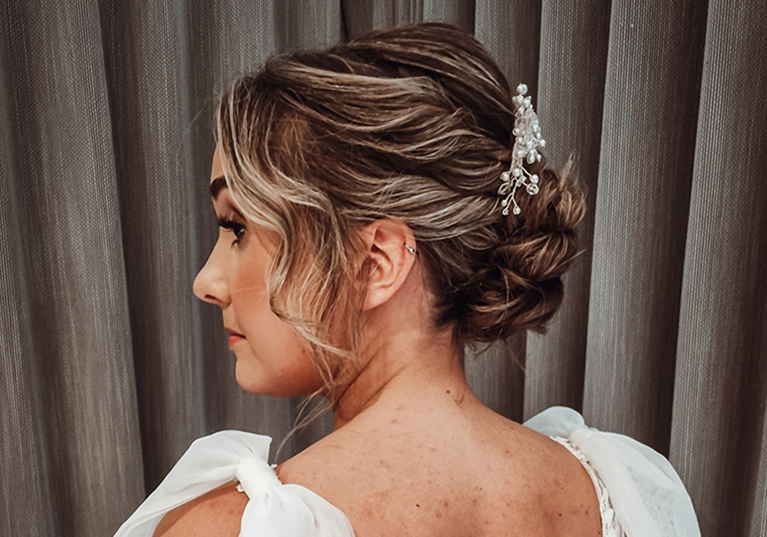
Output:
[277,393,602,537]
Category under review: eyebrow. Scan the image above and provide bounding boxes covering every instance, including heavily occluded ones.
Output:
[209,177,227,199]
[209,177,247,221]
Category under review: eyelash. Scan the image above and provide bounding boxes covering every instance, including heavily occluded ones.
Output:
[218,217,246,244]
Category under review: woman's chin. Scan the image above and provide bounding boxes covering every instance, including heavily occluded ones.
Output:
[234,362,321,397]
[234,364,274,394]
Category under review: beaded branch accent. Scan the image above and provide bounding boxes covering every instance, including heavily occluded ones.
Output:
[499,84,546,216]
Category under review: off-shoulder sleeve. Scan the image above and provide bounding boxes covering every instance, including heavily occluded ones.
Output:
[524,407,700,537]
[114,431,355,537]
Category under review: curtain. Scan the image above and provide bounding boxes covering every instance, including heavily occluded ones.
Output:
[1,1,764,535]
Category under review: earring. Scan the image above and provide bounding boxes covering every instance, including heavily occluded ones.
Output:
[403,244,417,255]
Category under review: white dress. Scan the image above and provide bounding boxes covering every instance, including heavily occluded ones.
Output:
[114,407,700,537]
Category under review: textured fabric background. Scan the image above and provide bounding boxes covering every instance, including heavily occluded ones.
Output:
[0,1,765,535]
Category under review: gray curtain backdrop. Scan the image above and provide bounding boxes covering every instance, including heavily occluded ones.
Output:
[1,0,765,535]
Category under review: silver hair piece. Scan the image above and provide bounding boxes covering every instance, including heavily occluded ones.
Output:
[498,84,546,216]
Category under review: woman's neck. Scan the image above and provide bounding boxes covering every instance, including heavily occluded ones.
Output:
[332,272,471,429]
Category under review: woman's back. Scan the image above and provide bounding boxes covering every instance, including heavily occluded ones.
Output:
[154,383,602,537]
[278,389,602,537]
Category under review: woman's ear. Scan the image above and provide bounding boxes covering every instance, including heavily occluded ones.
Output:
[358,219,417,311]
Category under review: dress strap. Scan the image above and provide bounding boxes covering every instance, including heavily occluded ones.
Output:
[551,436,624,537]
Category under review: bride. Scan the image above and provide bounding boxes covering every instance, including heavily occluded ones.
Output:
[116,22,699,537]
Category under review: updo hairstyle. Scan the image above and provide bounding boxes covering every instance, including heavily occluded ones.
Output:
[215,22,585,398]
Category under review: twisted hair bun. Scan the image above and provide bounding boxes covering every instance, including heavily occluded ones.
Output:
[452,161,585,342]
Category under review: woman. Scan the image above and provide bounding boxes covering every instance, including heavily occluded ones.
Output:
[116,23,699,537]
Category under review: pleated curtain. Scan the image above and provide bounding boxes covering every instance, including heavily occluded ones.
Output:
[0,1,765,535]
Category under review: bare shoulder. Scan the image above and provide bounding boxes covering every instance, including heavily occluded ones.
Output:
[276,419,464,536]
[470,410,603,536]
[152,482,248,537]
[276,423,370,483]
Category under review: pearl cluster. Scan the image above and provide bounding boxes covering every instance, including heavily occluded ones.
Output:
[499,83,546,216]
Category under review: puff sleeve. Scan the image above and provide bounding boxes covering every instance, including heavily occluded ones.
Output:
[114,431,355,537]
[524,407,701,537]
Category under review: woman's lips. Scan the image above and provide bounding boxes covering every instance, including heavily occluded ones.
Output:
[226,328,246,348]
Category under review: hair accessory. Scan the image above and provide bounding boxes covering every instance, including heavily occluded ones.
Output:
[499,83,546,216]
[403,244,417,255]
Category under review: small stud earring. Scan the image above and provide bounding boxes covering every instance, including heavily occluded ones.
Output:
[403,244,416,255]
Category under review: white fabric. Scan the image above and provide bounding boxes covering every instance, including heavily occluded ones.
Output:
[115,407,700,537]
[113,430,355,537]
[524,407,701,537]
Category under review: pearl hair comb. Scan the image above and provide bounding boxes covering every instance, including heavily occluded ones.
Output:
[498,84,546,216]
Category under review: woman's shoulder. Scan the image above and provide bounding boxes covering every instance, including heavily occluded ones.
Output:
[524,406,701,537]
[114,430,354,537]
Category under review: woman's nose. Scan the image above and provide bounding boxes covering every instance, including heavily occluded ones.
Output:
[193,242,230,308]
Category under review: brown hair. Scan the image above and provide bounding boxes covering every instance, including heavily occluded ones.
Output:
[215,22,585,400]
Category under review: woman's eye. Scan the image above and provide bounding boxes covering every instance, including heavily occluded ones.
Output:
[218,218,246,244]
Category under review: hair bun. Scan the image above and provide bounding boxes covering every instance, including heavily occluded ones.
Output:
[458,163,585,342]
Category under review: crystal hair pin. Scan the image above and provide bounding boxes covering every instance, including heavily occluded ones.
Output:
[499,84,546,216]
